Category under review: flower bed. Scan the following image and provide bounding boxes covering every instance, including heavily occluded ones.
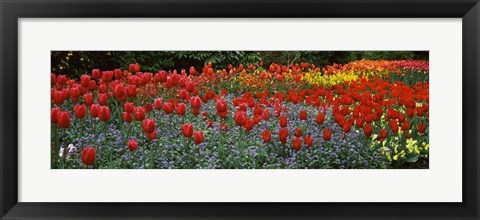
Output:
[51,60,429,169]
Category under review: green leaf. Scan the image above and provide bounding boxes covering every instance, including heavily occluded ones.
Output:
[406,154,419,163]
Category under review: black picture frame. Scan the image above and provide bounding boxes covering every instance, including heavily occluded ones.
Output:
[1,0,479,219]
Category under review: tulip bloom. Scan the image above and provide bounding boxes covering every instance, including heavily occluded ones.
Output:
[126,85,137,98]
[279,128,288,144]
[261,110,270,121]
[262,130,272,143]
[90,104,100,118]
[292,137,302,151]
[83,93,94,106]
[134,107,146,121]
[216,99,228,118]
[234,111,247,126]
[81,146,96,166]
[142,118,156,134]
[304,135,313,148]
[98,93,108,106]
[299,110,307,121]
[99,106,111,122]
[124,102,134,113]
[279,116,288,128]
[194,131,204,144]
[294,128,302,137]
[379,129,387,140]
[154,98,163,110]
[129,63,140,72]
[74,104,87,119]
[122,112,133,123]
[323,128,332,141]
[51,107,60,124]
[57,111,71,128]
[147,130,156,140]
[127,139,138,151]
[363,124,373,137]
[92,69,101,79]
[190,96,201,109]
[417,123,426,133]
[163,102,174,115]
[244,118,254,131]
[181,123,194,138]
[175,103,186,116]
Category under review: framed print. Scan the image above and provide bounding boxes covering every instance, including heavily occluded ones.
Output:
[1,0,479,219]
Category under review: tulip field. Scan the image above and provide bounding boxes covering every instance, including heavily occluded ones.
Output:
[51,59,429,169]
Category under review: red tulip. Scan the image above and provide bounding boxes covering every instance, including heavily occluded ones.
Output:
[127,139,138,151]
[92,69,101,79]
[154,98,163,110]
[113,84,125,98]
[74,104,87,119]
[53,91,64,106]
[157,70,168,83]
[122,112,132,123]
[134,107,146,121]
[402,120,410,131]
[299,110,307,121]
[379,129,387,140]
[147,130,156,140]
[114,69,122,79]
[323,128,332,141]
[234,111,247,126]
[364,124,373,137]
[129,63,140,72]
[51,73,57,85]
[304,135,313,148]
[279,115,288,127]
[99,106,111,122]
[175,103,186,116]
[81,146,96,166]
[343,123,351,133]
[261,110,270,121]
[90,104,100,118]
[417,123,426,133]
[389,119,399,133]
[80,74,91,87]
[126,85,137,98]
[316,113,325,125]
[142,118,156,134]
[279,128,288,144]
[83,93,94,106]
[216,99,228,118]
[57,111,71,128]
[244,118,254,131]
[186,81,195,92]
[181,123,194,138]
[262,130,272,143]
[190,96,201,109]
[57,75,67,85]
[292,137,302,151]
[101,71,113,83]
[194,131,204,144]
[163,102,174,115]
[86,80,96,92]
[189,108,199,116]
[98,93,108,106]
[124,102,134,113]
[144,103,153,113]
[294,128,302,137]
[51,108,60,124]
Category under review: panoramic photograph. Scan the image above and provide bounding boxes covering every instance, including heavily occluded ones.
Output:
[50,51,429,169]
